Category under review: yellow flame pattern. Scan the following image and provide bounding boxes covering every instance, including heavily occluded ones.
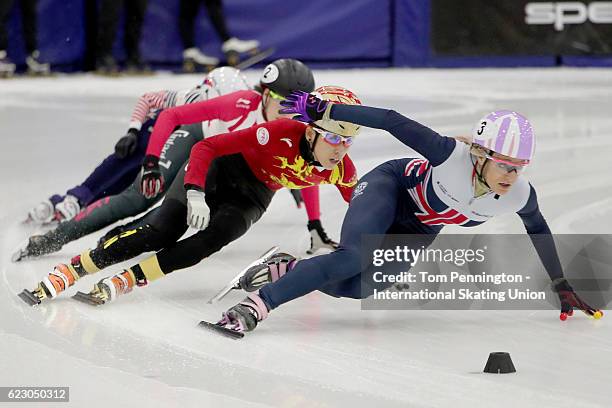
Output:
[268,155,356,189]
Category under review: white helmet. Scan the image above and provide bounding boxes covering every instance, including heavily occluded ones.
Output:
[471,110,535,162]
[201,67,250,99]
[313,86,361,137]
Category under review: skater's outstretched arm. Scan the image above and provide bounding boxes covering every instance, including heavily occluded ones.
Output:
[330,104,456,166]
[128,88,202,131]
[516,184,563,281]
[279,92,456,166]
[516,184,601,318]
[145,90,261,158]
[116,88,203,158]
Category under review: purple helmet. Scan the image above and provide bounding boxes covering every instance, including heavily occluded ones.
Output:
[471,110,535,161]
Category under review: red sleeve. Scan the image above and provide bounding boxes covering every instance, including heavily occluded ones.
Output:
[144,90,258,158]
[129,91,168,130]
[184,119,305,190]
[336,155,358,203]
[184,126,256,189]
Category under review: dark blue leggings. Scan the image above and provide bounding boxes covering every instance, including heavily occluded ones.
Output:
[63,119,153,206]
[259,160,439,310]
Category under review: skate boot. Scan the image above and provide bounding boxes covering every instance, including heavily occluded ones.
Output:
[26,50,50,75]
[54,195,81,222]
[26,199,56,225]
[221,293,269,332]
[221,37,260,66]
[12,233,63,262]
[238,252,296,292]
[0,50,15,78]
[25,194,80,225]
[73,270,136,306]
[307,219,339,254]
[182,48,219,73]
[18,257,85,306]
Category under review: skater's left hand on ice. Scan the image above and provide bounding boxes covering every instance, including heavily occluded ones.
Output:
[115,128,139,158]
[186,189,210,230]
[140,155,165,199]
[552,278,603,321]
[279,91,329,123]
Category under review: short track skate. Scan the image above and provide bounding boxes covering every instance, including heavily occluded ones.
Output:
[198,320,244,339]
[72,284,108,306]
[18,284,47,306]
[206,245,279,304]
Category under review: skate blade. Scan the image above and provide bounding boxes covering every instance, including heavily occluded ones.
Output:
[18,290,41,306]
[235,47,275,70]
[11,250,24,263]
[72,291,106,306]
[207,245,279,304]
[198,321,244,339]
[11,247,29,263]
[21,214,34,225]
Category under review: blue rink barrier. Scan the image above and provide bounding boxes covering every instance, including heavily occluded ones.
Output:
[4,0,611,69]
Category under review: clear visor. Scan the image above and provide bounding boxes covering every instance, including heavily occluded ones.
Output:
[313,127,354,147]
[470,145,529,173]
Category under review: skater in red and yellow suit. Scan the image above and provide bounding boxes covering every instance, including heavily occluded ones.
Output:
[20,86,361,306]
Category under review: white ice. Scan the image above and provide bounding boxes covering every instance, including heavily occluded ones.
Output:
[1,68,611,408]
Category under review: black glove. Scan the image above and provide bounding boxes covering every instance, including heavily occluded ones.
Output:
[140,155,165,199]
[115,128,139,158]
[552,278,603,321]
[306,219,339,255]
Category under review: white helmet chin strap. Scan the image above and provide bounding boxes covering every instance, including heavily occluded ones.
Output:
[471,154,492,198]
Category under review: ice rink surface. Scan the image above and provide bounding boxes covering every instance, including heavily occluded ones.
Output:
[1,68,611,407]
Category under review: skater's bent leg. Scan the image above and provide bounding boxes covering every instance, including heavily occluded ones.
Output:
[260,164,401,309]
[86,197,188,271]
[65,116,153,205]
[318,233,438,299]
[69,150,144,206]
[52,116,196,247]
[157,202,264,273]
[113,202,265,292]
[260,248,362,309]
[52,184,157,244]
[84,160,202,271]
[66,153,140,206]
